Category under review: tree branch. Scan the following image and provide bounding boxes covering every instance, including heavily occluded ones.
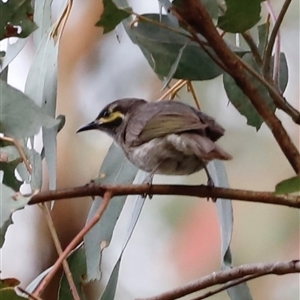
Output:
[136,260,300,300]
[170,0,300,174]
[32,191,113,297]
[28,183,300,208]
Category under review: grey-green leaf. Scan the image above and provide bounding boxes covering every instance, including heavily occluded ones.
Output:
[84,143,138,281]
[275,176,300,195]
[130,14,223,80]
[218,0,262,33]
[208,161,253,300]
[0,184,29,248]
[223,52,288,130]
[0,80,59,139]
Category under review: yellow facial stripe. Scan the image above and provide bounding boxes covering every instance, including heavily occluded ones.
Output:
[99,111,124,124]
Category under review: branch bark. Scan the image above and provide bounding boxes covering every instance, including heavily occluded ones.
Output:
[171,0,300,174]
[28,183,300,208]
[136,260,300,300]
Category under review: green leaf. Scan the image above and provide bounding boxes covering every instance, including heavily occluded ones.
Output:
[0,184,29,248]
[95,0,132,34]
[131,14,223,80]
[0,80,59,139]
[58,247,87,300]
[0,160,22,191]
[223,52,288,130]
[0,277,27,300]
[208,161,253,300]
[0,0,38,41]
[84,143,138,281]
[218,0,262,33]
[275,176,300,195]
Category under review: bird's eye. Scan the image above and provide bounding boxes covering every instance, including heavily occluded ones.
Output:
[102,109,110,118]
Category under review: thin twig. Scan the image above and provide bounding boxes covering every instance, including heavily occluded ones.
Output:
[41,203,81,300]
[187,81,201,109]
[191,274,260,300]
[263,0,291,80]
[159,80,187,100]
[241,31,263,66]
[32,191,112,297]
[28,183,300,208]
[0,136,32,174]
[136,260,300,300]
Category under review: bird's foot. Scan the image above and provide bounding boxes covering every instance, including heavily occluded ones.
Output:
[142,173,154,199]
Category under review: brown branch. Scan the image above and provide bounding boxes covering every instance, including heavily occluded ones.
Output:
[32,191,113,297]
[28,183,300,208]
[170,0,300,174]
[263,0,292,77]
[136,260,300,300]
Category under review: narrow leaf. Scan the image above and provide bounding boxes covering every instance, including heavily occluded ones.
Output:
[100,174,146,300]
[84,143,138,281]
[208,161,252,300]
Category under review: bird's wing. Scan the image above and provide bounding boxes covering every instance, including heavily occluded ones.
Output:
[125,109,208,146]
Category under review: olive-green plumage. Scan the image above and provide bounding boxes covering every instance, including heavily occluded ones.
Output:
[77,98,232,175]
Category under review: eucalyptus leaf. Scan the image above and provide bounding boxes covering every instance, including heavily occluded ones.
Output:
[218,0,262,33]
[223,52,288,130]
[208,161,252,300]
[58,247,87,300]
[84,143,138,281]
[131,14,223,80]
[96,0,132,34]
[33,0,53,46]
[0,184,29,248]
[0,0,37,41]
[0,80,59,139]
[0,38,29,71]
[275,176,300,195]
[0,160,22,191]
[25,25,60,191]
[100,172,147,300]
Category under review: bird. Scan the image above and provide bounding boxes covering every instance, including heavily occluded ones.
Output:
[77,98,232,181]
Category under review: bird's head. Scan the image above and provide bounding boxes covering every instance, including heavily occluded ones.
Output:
[77,98,146,137]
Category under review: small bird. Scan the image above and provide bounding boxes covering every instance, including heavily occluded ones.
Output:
[77,98,232,179]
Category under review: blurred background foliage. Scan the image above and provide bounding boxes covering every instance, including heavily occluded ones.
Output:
[0,0,299,299]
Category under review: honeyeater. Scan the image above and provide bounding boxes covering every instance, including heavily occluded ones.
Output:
[77,98,232,177]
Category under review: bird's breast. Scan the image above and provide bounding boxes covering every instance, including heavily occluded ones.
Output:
[124,134,206,175]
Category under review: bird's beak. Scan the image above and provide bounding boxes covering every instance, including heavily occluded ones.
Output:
[76,120,99,133]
